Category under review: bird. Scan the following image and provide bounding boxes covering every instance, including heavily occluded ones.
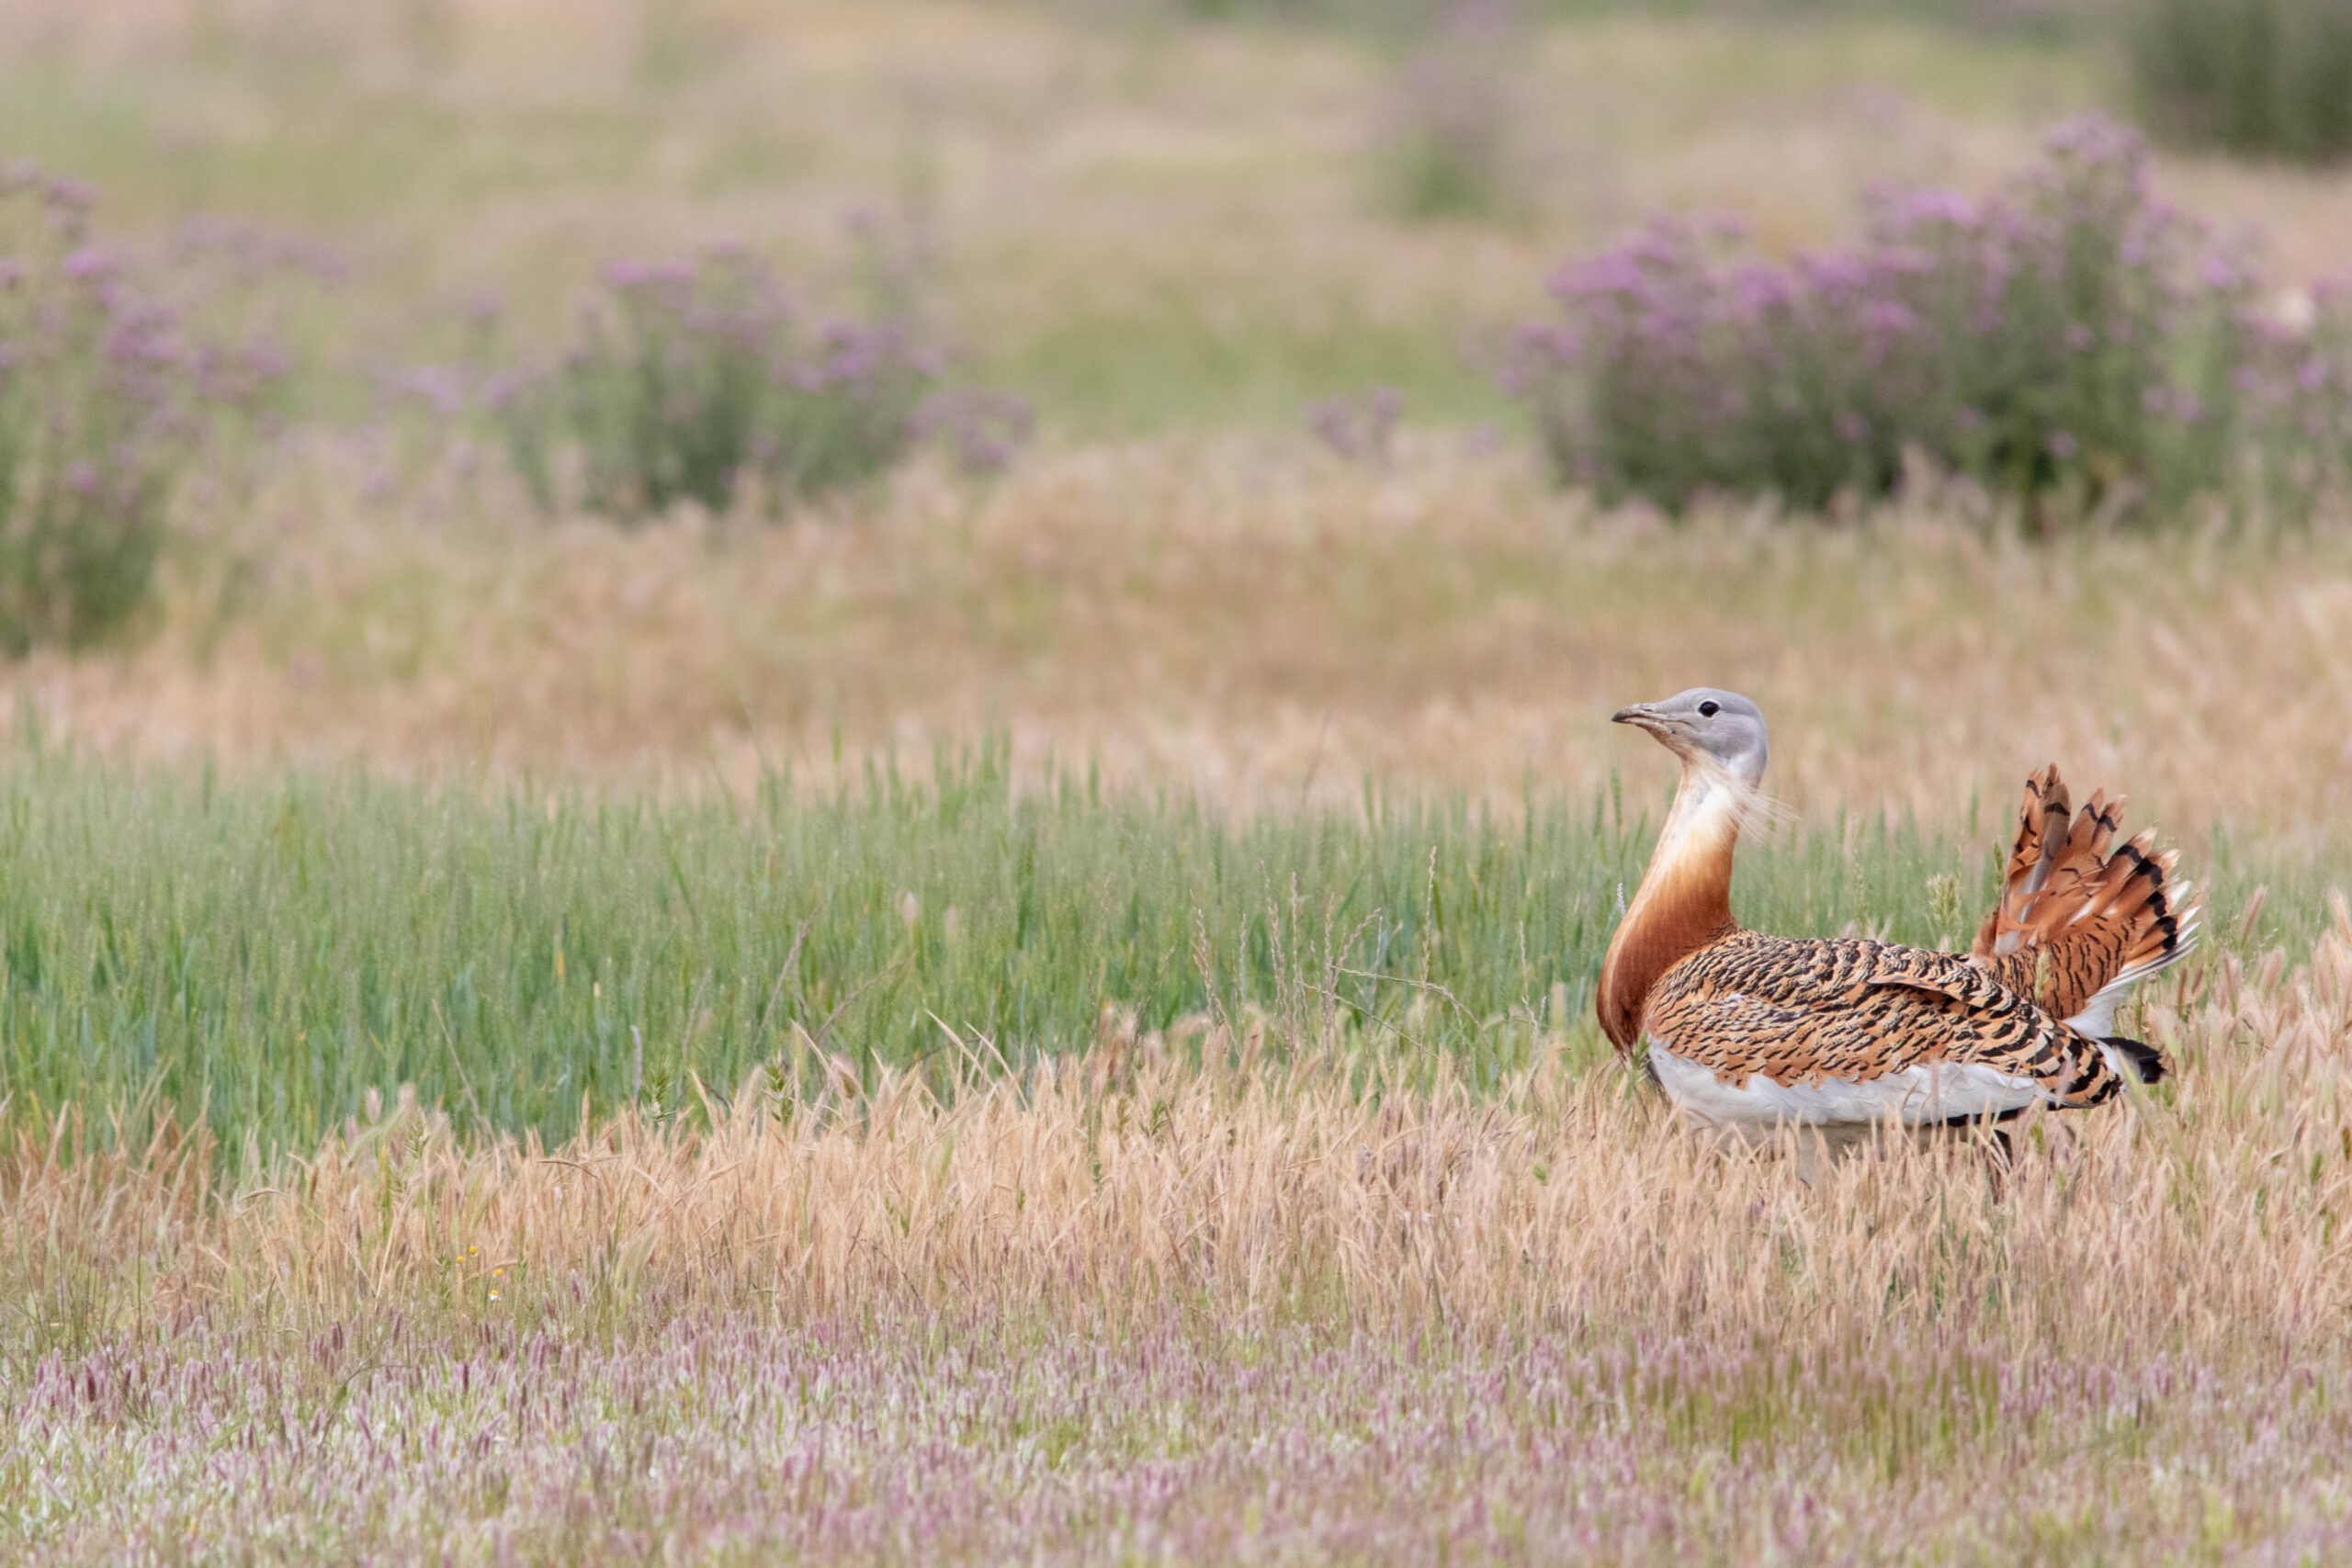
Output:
[1597,688,2198,1148]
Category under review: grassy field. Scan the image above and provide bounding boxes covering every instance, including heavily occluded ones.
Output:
[0,1,2068,432]
[0,745,2344,1562]
[0,739,2336,1159]
[2,3,2350,818]
[4,893,2351,1561]
[6,0,2352,1562]
[38,437,2352,839]
[0,0,2203,437]
[2,0,2346,435]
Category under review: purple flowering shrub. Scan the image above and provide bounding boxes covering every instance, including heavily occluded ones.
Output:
[0,169,288,652]
[498,249,973,523]
[1508,118,2256,519]
[2235,281,2352,504]
[910,387,1035,477]
[1307,385,1404,462]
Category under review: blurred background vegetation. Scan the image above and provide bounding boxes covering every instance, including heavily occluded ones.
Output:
[1,0,2343,478]
[0,0,2140,449]
[0,0,2346,814]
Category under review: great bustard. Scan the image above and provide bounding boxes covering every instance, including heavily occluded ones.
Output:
[1598,688,2198,1144]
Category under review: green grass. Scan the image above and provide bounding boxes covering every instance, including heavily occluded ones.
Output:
[0,736,2330,1158]
[982,298,1512,438]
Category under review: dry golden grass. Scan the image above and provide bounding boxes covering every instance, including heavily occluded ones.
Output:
[4,909,2350,1559]
[13,907,2345,1345]
[18,438,2350,840]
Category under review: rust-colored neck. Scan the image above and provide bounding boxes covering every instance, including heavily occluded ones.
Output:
[1597,761,1747,1051]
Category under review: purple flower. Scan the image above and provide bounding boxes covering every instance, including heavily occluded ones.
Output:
[914,387,1034,475]
[243,340,290,383]
[1503,110,2286,513]
[604,259,695,289]
[1308,387,1405,463]
[1872,186,1977,235]
[386,365,470,418]
[519,241,954,516]
[478,367,538,412]
[42,177,96,213]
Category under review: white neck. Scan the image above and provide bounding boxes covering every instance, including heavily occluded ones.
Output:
[1596,759,1757,1050]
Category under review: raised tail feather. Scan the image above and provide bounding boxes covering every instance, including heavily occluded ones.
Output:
[1971,765,2200,1037]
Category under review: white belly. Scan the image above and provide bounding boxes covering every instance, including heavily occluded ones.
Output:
[1646,1041,2041,1130]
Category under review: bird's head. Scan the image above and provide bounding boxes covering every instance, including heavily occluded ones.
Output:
[1611,687,1770,786]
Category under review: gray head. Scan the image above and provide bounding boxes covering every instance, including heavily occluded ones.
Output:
[1611,687,1770,785]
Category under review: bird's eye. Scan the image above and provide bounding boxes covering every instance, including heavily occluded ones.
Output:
[1698,700,1720,718]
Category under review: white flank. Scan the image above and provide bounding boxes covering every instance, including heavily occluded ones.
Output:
[1647,1042,2042,1130]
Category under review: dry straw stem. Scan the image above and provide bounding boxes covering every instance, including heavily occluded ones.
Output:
[20,437,2352,834]
[10,904,2352,1356]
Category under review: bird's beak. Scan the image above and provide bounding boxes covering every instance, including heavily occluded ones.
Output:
[1611,703,1666,734]
[1612,701,1690,753]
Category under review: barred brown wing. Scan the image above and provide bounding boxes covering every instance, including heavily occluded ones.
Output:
[1641,931,2133,1111]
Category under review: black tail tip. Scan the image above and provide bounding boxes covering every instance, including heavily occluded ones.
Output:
[2104,1035,2166,1086]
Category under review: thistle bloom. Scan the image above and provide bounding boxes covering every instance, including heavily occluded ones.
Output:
[1505,115,2274,518]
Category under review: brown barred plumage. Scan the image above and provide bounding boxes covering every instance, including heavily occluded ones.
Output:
[1599,690,2198,1136]
[1641,930,2132,1111]
[1971,765,2193,1027]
